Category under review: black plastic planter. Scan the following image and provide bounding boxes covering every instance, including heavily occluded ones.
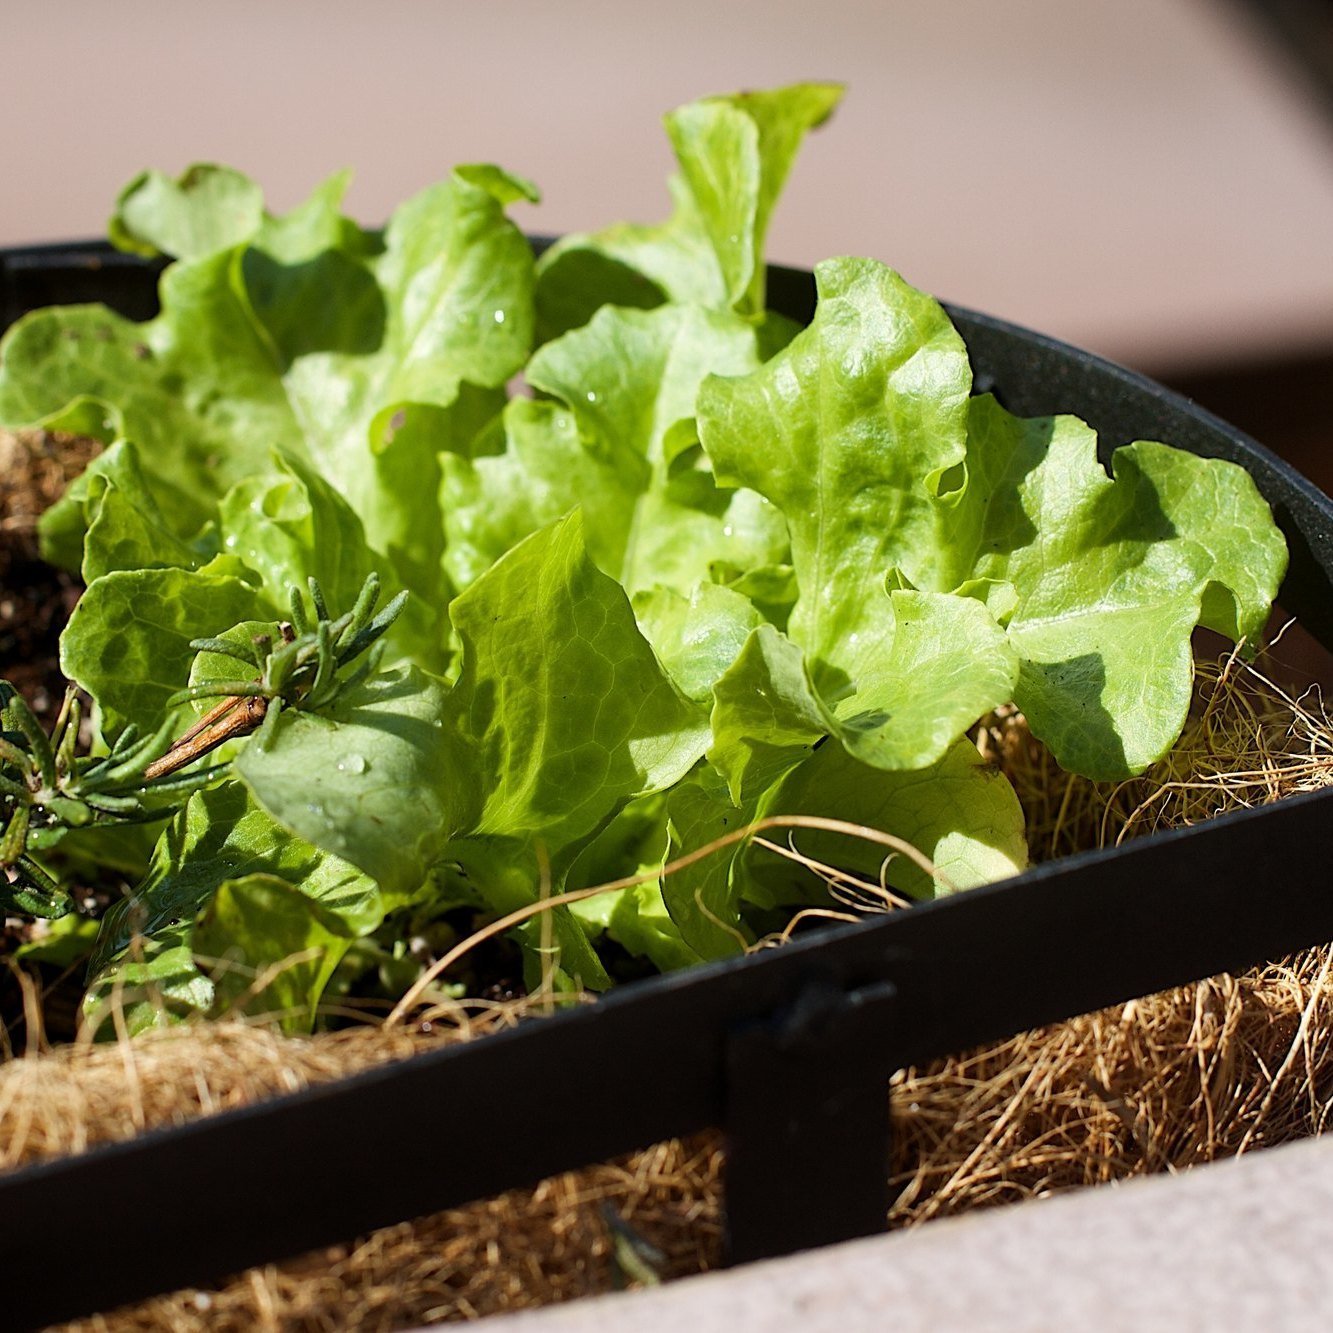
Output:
[3,241,1333,1330]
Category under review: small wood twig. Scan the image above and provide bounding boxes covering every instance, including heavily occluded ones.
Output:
[141,695,269,782]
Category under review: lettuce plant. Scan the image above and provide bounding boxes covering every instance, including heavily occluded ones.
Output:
[0,83,1287,1032]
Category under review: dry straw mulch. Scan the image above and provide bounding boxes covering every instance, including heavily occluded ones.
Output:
[3,648,1333,1331]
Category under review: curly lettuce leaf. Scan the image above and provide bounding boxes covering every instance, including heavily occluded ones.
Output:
[700,256,973,681]
[59,442,439,739]
[698,256,1286,779]
[535,81,842,335]
[559,793,700,974]
[4,165,534,610]
[45,440,207,580]
[441,303,786,596]
[109,163,267,261]
[694,258,1017,779]
[933,397,1289,776]
[238,515,703,876]
[0,249,307,539]
[245,166,535,601]
[83,923,213,1038]
[608,882,701,972]
[709,601,1015,801]
[441,835,612,993]
[662,768,753,958]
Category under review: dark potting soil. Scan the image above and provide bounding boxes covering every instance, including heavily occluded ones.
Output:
[1,430,101,1048]
[0,429,98,729]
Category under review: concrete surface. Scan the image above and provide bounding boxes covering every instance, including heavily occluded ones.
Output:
[4,1,1333,371]
[480,1135,1333,1332]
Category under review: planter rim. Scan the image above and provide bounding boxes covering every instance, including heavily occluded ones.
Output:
[3,238,1333,1328]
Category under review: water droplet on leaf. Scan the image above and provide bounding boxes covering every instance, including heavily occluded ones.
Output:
[336,753,368,775]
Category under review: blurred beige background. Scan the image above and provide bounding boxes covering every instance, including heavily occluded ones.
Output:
[3,0,1332,376]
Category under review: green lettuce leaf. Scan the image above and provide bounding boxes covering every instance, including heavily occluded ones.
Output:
[0,248,306,538]
[609,882,701,972]
[441,302,786,596]
[632,582,765,703]
[559,794,701,974]
[193,873,353,1032]
[244,165,536,602]
[932,396,1289,776]
[47,440,208,580]
[709,601,1015,801]
[746,738,1028,904]
[216,450,380,614]
[236,665,462,898]
[441,835,612,992]
[699,256,973,679]
[87,781,381,1032]
[109,164,267,260]
[448,512,708,850]
[60,560,271,735]
[4,164,535,608]
[695,258,1017,781]
[535,82,842,334]
[661,735,1027,959]
[665,81,844,314]
[238,515,707,985]
[662,767,754,959]
[83,922,214,1038]
[698,256,1286,779]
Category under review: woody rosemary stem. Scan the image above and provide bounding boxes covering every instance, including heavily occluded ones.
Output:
[141,694,270,782]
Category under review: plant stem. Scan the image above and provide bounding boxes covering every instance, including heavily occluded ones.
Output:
[141,695,270,781]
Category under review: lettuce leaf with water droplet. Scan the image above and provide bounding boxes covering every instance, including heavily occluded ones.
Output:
[5,164,534,615]
[235,666,462,899]
[441,302,787,596]
[237,514,708,986]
